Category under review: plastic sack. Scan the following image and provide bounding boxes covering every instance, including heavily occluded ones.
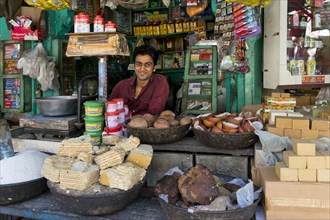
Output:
[187,0,207,17]
[315,87,330,105]
[236,179,262,208]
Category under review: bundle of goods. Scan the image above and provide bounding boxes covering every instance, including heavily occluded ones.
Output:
[126,110,192,144]
[0,150,49,204]
[155,165,262,220]
[104,98,131,138]
[43,134,153,215]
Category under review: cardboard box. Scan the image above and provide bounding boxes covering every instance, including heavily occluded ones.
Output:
[271,92,281,97]
[293,95,311,107]
[312,119,329,131]
[258,166,330,213]
[301,129,319,139]
[269,110,287,125]
[267,124,284,136]
[276,116,293,128]
[11,7,46,40]
[266,209,330,220]
[292,118,310,129]
[280,93,291,97]
[284,128,302,139]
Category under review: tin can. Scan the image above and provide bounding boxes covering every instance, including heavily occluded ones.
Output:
[94,15,104,32]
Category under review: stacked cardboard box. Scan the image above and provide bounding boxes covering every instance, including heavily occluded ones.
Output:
[256,166,330,220]
[267,115,329,139]
[275,139,330,182]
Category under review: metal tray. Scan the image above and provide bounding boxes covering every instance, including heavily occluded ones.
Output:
[126,123,191,144]
[0,177,47,205]
[47,180,145,215]
[193,128,258,149]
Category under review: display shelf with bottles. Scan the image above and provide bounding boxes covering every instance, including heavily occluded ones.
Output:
[181,45,217,114]
[263,0,329,89]
[0,41,33,113]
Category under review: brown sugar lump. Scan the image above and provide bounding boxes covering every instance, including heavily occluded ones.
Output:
[318,151,330,169]
[94,148,126,170]
[301,129,318,139]
[284,128,301,139]
[275,162,298,181]
[41,156,75,183]
[59,163,100,191]
[317,169,330,182]
[275,117,293,128]
[307,152,327,169]
[99,162,146,191]
[112,135,140,153]
[126,144,153,169]
[311,119,330,131]
[292,139,315,156]
[77,152,94,164]
[283,151,306,169]
[292,118,310,130]
[298,169,316,182]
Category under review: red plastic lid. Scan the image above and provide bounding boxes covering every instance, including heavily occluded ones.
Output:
[112,98,124,102]
[107,101,117,105]
[105,125,122,132]
[105,111,119,116]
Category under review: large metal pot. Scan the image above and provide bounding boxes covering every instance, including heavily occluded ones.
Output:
[35,96,77,117]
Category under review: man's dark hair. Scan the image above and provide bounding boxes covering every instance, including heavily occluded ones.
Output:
[133,45,158,65]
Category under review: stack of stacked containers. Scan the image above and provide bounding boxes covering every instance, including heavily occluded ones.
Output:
[83,101,105,145]
[104,98,131,138]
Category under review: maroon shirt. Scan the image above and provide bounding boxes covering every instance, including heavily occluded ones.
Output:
[109,74,169,115]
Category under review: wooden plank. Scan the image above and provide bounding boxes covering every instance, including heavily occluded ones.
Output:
[147,152,193,187]
[0,192,166,220]
[153,137,254,156]
[195,153,249,181]
[19,114,77,131]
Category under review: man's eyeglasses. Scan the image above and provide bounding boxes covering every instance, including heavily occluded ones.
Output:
[135,61,153,68]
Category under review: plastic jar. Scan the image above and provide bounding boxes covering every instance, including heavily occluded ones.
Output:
[160,19,167,35]
[105,111,119,128]
[125,111,132,122]
[123,104,129,115]
[146,21,154,36]
[81,13,90,33]
[106,100,117,113]
[74,13,83,33]
[103,125,123,137]
[84,131,102,145]
[113,98,124,110]
[167,20,175,34]
[118,109,126,124]
[153,20,160,35]
[175,19,183,33]
[105,21,116,32]
[84,116,104,132]
[84,101,104,117]
[94,15,104,32]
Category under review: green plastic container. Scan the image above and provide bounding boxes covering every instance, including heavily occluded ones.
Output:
[84,101,104,117]
[84,116,104,132]
[84,131,102,145]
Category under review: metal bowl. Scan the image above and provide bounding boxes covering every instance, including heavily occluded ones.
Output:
[126,123,191,144]
[0,177,47,205]
[47,180,145,215]
[193,128,258,149]
[158,194,260,220]
[35,96,77,117]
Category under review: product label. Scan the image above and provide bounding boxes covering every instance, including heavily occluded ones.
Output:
[302,76,325,83]
[86,107,103,116]
[86,123,102,131]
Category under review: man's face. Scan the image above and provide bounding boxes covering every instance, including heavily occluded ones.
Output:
[134,54,155,82]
